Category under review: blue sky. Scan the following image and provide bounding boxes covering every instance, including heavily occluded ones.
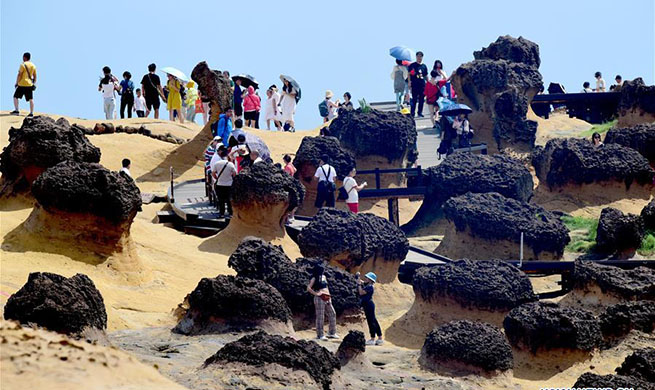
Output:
[2,0,654,130]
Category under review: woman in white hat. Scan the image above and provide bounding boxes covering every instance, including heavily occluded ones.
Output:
[357,271,383,345]
[325,90,340,122]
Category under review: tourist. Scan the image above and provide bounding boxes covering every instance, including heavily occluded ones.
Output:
[98,66,120,120]
[453,113,473,148]
[229,133,248,173]
[283,154,296,176]
[120,158,132,178]
[610,75,623,91]
[280,77,298,132]
[223,70,234,88]
[340,92,354,110]
[357,271,383,345]
[432,60,448,82]
[424,70,440,128]
[243,85,261,128]
[391,59,408,111]
[212,108,233,145]
[11,52,37,117]
[408,51,428,117]
[594,72,606,92]
[204,136,221,178]
[582,82,593,93]
[233,78,244,119]
[342,168,367,213]
[118,71,135,119]
[141,63,165,118]
[592,132,603,147]
[314,154,337,208]
[165,74,184,123]
[437,115,457,158]
[265,88,281,130]
[306,263,339,341]
[134,88,146,117]
[185,81,199,122]
[320,90,339,123]
[249,149,263,165]
[212,147,236,218]
[200,90,211,125]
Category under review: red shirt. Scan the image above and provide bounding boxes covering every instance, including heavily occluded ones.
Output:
[424,82,439,104]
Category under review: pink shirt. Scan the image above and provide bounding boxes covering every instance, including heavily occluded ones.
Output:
[283,163,297,176]
[243,86,261,112]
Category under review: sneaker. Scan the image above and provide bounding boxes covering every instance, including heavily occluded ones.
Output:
[317,336,328,341]
[375,339,384,346]
[10,110,19,115]
[27,113,33,117]
[326,334,340,339]
[365,339,376,346]
[418,114,425,118]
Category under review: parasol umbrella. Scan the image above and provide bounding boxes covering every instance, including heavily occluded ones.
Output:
[279,74,301,102]
[230,129,271,160]
[160,66,189,82]
[389,46,415,62]
[232,74,259,89]
[439,103,473,117]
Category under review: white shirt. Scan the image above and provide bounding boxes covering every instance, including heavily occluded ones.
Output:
[120,167,131,177]
[212,159,236,186]
[252,156,263,164]
[101,82,117,99]
[343,176,359,203]
[314,164,336,183]
[209,152,223,178]
[134,95,146,111]
[596,78,606,91]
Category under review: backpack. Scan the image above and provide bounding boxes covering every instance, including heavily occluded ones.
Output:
[394,68,405,93]
[318,100,329,117]
[337,177,354,200]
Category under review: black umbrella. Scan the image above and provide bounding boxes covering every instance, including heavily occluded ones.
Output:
[232,74,259,89]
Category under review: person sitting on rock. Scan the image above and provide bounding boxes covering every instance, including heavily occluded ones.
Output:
[307,263,339,341]
[594,71,606,92]
[591,132,603,147]
[211,147,236,218]
[581,81,593,93]
[120,158,132,178]
[610,75,623,91]
[356,271,383,346]
[314,154,337,209]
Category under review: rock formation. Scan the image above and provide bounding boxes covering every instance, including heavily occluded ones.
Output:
[190,61,232,117]
[440,192,569,260]
[173,275,293,335]
[573,372,655,390]
[297,208,409,283]
[599,301,655,339]
[616,348,655,383]
[420,320,513,374]
[335,330,367,367]
[203,331,340,390]
[228,237,360,320]
[503,302,602,353]
[617,77,655,127]
[292,136,356,215]
[604,123,655,164]
[595,207,645,257]
[0,116,100,196]
[3,272,107,334]
[451,35,543,152]
[404,153,533,232]
[641,199,655,231]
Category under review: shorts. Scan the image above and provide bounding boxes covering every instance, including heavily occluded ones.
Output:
[234,103,243,117]
[244,111,257,120]
[145,95,160,110]
[14,86,34,101]
[347,202,359,213]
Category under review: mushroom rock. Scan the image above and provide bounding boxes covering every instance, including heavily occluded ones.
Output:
[616,348,655,383]
[335,330,368,367]
[292,136,356,216]
[227,237,360,322]
[390,259,535,348]
[532,138,654,203]
[209,162,304,255]
[297,208,409,283]
[203,331,341,390]
[190,61,232,116]
[600,301,655,340]
[0,116,100,197]
[419,320,513,374]
[604,123,655,164]
[573,372,655,390]
[503,301,602,354]
[595,207,645,258]
[451,35,543,153]
[641,199,655,231]
[3,272,107,335]
[173,275,293,335]
[439,192,569,260]
[617,77,655,127]
[404,153,533,233]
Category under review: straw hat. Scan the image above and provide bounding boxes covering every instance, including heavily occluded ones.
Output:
[325,90,334,98]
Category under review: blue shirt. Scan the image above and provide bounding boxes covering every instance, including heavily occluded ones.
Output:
[213,114,233,145]
[119,79,134,96]
[360,284,374,305]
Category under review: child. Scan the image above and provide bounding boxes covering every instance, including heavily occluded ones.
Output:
[343,168,367,213]
[357,272,383,345]
[120,158,132,178]
[424,70,439,128]
[134,88,146,117]
[582,82,593,93]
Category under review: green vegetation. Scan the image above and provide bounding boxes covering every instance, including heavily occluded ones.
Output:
[638,232,655,256]
[579,119,617,138]
[561,215,598,253]
[358,98,371,114]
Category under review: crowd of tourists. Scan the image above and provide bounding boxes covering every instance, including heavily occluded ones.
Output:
[582,72,624,93]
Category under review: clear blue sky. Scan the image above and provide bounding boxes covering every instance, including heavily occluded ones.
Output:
[2,0,654,130]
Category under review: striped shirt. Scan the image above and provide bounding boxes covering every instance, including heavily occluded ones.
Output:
[204,146,216,175]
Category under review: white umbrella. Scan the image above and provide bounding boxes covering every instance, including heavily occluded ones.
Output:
[160,66,189,82]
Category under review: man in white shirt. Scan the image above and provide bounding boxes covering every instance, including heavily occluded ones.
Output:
[211,148,236,218]
[120,158,132,178]
[314,154,337,208]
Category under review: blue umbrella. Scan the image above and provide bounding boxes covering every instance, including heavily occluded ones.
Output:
[389,46,415,62]
[439,103,473,116]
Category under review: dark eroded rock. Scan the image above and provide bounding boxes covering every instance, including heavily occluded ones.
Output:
[190,61,233,115]
[574,372,655,390]
[335,330,366,366]
[3,272,107,334]
[573,261,655,301]
[600,301,655,339]
[473,35,541,67]
[616,348,655,383]
[641,199,655,231]
[617,77,655,127]
[204,331,340,390]
[292,136,356,180]
[604,123,655,163]
[231,161,304,214]
[420,320,513,373]
[503,302,602,353]
[173,275,292,335]
[596,207,645,255]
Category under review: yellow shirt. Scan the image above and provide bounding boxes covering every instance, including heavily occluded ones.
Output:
[18,61,36,87]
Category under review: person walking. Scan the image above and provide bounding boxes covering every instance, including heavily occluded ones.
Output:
[283,154,298,223]
[280,78,298,131]
[11,52,37,116]
[119,71,135,119]
[342,168,367,213]
[140,63,165,118]
[200,90,211,125]
[424,70,439,128]
[314,154,337,208]
[307,263,339,341]
[233,78,244,119]
[265,88,281,130]
[212,108,233,144]
[212,147,237,218]
[243,85,261,128]
[165,74,184,123]
[204,136,221,179]
[98,66,121,120]
[357,272,383,345]
[185,81,199,122]
[134,88,147,117]
[391,59,408,111]
[408,51,428,117]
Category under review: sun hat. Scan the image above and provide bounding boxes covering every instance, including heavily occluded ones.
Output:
[365,272,377,283]
[325,90,334,99]
[213,136,221,142]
